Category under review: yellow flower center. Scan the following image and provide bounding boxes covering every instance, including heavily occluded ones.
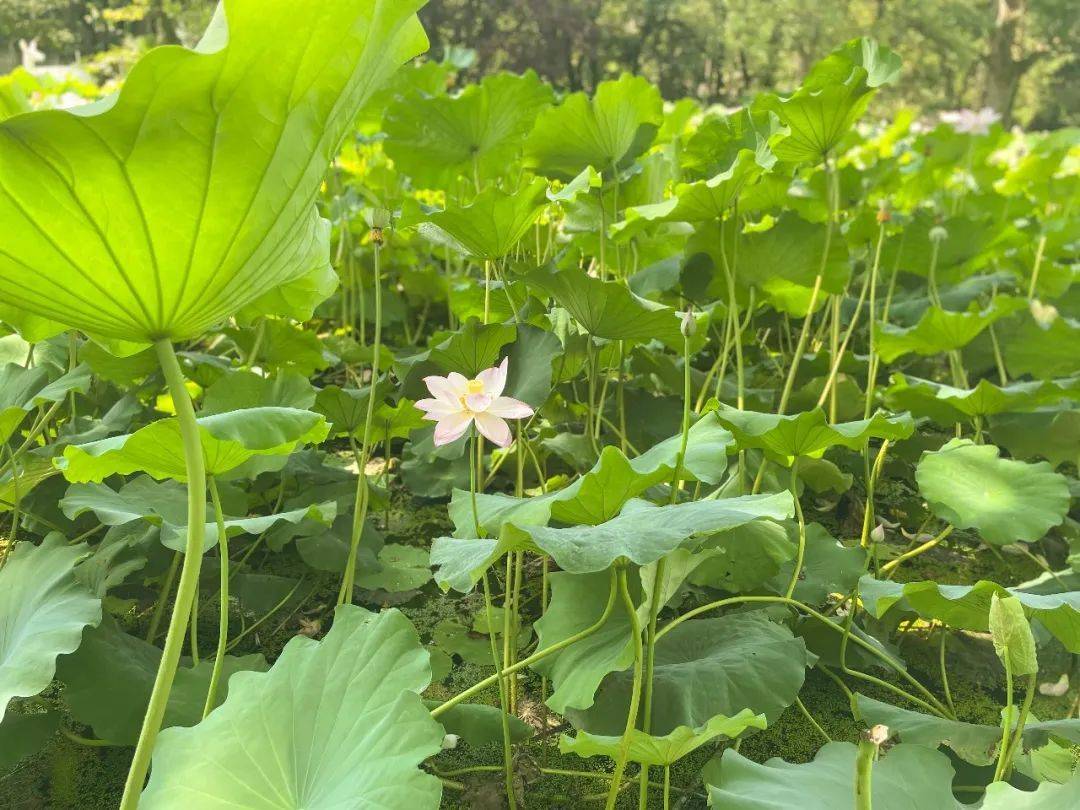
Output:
[465,379,485,395]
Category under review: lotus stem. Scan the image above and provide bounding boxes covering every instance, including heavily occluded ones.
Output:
[785,457,805,599]
[605,567,643,810]
[120,338,207,810]
[202,476,229,718]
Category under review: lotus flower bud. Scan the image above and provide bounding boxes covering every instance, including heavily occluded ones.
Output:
[876,201,890,223]
[680,308,697,338]
[1029,299,1058,330]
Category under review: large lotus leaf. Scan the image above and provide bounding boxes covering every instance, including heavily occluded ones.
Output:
[0,535,101,722]
[56,617,266,745]
[355,544,431,593]
[916,439,1070,544]
[313,380,391,437]
[1004,316,1080,380]
[874,296,1026,362]
[712,405,914,465]
[559,709,766,766]
[445,412,732,538]
[384,70,553,187]
[515,492,794,575]
[570,613,810,735]
[0,456,59,513]
[664,151,765,222]
[0,362,91,443]
[991,407,1080,468]
[0,711,60,773]
[140,606,444,809]
[734,212,851,294]
[201,369,316,414]
[0,0,428,342]
[61,477,336,553]
[420,700,534,747]
[56,407,329,482]
[425,318,516,378]
[420,177,548,260]
[681,107,783,180]
[531,570,635,713]
[884,374,1080,426]
[766,522,865,604]
[755,39,900,164]
[685,521,795,593]
[526,266,693,350]
[855,694,1080,767]
[981,777,1080,809]
[858,575,1080,653]
[706,742,960,810]
[524,73,662,179]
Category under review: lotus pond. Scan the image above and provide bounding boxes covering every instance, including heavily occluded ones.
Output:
[0,1,1078,809]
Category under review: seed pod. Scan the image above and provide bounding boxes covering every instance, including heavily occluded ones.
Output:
[928,225,948,243]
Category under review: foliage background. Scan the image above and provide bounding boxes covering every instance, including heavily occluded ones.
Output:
[0,0,1076,126]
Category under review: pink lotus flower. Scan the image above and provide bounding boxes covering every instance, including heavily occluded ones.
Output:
[417,358,533,447]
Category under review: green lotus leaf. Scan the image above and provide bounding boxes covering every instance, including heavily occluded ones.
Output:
[384,70,553,188]
[915,439,1070,544]
[140,606,444,809]
[559,709,766,766]
[61,476,336,553]
[664,150,766,221]
[712,405,914,465]
[1004,315,1080,380]
[991,407,1080,468]
[570,613,810,735]
[981,776,1080,808]
[445,412,732,538]
[858,575,1080,653]
[0,710,60,773]
[0,456,59,512]
[502,322,562,408]
[56,407,329,483]
[56,616,266,745]
[706,742,960,809]
[526,266,694,350]
[766,522,865,603]
[547,165,602,203]
[681,107,783,180]
[313,382,387,437]
[0,362,91,443]
[202,369,316,414]
[524,73,662,180]
[685,521,795,593]
[514,492,794,575]
[884,374,1080,426]
[223,318,330,377]
[355,543,431,593]
[855,694,1080,768]
[420,177,548,260]
[0,0,428,342]
[420,701,534,747]
[0,535,101,722]
[531,570,635,713]
[874,296,1026,363]
[426,318,517,378]
[755,38,901,164]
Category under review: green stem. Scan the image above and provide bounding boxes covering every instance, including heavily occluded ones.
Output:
[993,656,1015,782]
[1001,672,1036,778]
[863,220,887,419]
[431,568,617,719]
[145,551,180,644]
[482,572,517,810]
[202,476,229,718]
[785,458,805,599]
[855,730,878,810]
[338,237,382,604]
[120,339,207,810]
[605,568,643,810]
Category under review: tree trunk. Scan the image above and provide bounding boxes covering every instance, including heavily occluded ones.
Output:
[983,0,1039,126]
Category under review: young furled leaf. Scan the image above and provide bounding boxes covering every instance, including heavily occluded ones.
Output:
[990,593,1039,676]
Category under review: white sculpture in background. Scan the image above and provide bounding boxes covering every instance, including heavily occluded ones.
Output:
[17,37,89,109]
